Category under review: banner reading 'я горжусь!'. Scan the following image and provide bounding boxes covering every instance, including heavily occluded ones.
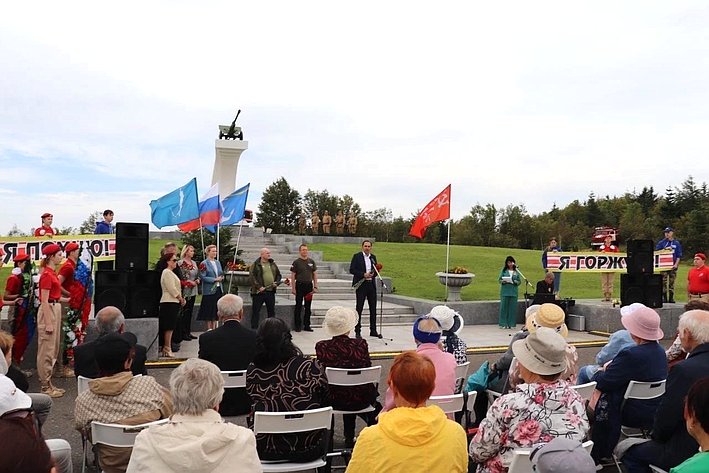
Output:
[545,250,674,273]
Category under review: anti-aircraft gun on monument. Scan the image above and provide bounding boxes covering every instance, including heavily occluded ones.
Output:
[218,109,244,140]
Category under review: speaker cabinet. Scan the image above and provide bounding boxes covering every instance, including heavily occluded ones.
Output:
[115,222,149,271]
[94,270,130,314]
[94,270,160,318]
[626,239,654,276]
[127,270,161,318]
[621,273,663,309]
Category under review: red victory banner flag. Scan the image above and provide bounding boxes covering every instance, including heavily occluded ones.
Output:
[409,185,451,239]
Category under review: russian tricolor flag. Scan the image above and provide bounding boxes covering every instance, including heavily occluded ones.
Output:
[178,184,220,232]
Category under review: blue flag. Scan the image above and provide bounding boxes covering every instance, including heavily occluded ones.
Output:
[150,178,200,229]
[205,183,249,233]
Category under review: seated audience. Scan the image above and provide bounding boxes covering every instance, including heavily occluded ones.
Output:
[590,304,668,463]
[0,330,53,429]
[74,306,147,378]
[430,305,468,364]
[74,333,172,473]
[346,351,468,472]
[315,306,380,448]
[670,377,709,473]
[577,304,638,385]
[489,303,578,393]
[666,300,709,369]
[530,438,596,473]
[246,318,329,462]
[381,315,457,413]
[198,294,256,416]
[470,327,589,472]
[620,309,709,473]
[0,375,72,473]
[127,358,262,473]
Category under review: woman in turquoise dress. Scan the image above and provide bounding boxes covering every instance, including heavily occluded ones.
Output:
[498,256,521,329]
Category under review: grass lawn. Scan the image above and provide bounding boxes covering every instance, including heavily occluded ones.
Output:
[308,242,690,302]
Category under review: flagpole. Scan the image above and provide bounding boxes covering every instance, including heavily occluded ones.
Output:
[227,222,244,293]
[198,218,206,260]
[445,219,451,303]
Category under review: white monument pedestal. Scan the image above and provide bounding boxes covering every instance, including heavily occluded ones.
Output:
[213,139,249,196]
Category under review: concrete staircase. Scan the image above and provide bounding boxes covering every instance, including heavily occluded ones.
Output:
[230,229,417,327]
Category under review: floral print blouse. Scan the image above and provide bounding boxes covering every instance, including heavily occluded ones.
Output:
[469,380,589,473]
[178,258,200,298]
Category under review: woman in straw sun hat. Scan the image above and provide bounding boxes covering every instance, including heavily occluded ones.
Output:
[315,306,381,448]
[589,304,667,463]
[470,327,589,472]
[505,303,579,391]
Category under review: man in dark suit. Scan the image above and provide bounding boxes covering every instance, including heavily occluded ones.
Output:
[349,240,379,338]
[621,309,709,473]
[198,294,256,416]
[74,306,147,379]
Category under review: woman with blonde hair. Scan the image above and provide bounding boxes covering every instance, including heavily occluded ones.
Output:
[197,244,223,331]
[177,245,200,341]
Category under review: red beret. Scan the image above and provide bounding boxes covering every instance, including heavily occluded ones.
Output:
[13,253,30,263]
[42,243,61,256]
[695,253,707,261]
[64,242,79,253]
[41,213,53,219]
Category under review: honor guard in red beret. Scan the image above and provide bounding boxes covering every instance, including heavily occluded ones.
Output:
[34,213,57,237]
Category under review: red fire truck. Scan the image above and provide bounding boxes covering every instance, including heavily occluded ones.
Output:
[591,226,619,249]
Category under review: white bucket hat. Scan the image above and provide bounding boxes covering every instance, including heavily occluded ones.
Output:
[323,306,358,337]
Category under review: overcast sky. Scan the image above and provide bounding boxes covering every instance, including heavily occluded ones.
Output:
[1,1,708,234]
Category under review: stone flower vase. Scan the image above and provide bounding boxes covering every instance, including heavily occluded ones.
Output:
[435,272,474,302]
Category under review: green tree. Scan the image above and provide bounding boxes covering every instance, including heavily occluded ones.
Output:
[7,224,28,237]
[302,189,340,218]
[80,211,103,234]
[255,177,301,234]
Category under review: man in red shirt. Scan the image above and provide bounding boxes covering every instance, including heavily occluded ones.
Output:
[599,235,619,302]
[33,213,56,237]
[688,253,709,304]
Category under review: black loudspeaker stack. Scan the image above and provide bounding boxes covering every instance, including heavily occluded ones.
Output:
[94,222,158,318]
[94,270,161,318]
[115,222,149,270]
[621,239,663,308]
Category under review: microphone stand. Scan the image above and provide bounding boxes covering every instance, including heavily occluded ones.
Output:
[370,259,393,343]
[515,266,534,309]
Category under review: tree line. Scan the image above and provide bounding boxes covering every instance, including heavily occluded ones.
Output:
[256,176,709,256]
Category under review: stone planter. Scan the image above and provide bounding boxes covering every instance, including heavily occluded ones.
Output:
[225,270,251,296]
[435,272,474,302]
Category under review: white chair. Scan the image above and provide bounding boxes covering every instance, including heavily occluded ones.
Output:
[572,381,597,401]
[427,392,473,415]
[620,379,666,437]
[91,418,168,448]
[324,366,381,417]
[86,418,168,473]
[649,466,668,473]
[455,361,470,394]
[253,406,333,472]
[77,375,92,394]
[508,440,593,473]
[221,370,247,388]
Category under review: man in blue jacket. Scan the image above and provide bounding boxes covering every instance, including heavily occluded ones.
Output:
[656,226,683,303]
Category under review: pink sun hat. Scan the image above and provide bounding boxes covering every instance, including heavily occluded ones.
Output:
[621,305,664,340]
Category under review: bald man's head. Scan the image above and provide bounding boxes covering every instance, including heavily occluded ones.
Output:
[260,248,271,262]
[96,306,125,335]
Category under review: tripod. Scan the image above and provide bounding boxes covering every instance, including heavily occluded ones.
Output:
[371,263,393,343]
